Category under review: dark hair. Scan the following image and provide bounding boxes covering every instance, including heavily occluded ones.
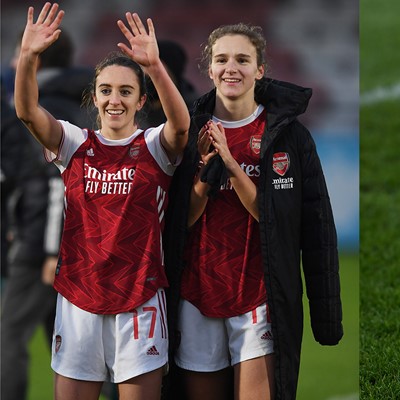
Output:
[40,31,74,68]
[82,51,147,129]
[158,40,187,85]
[200,23,267,75]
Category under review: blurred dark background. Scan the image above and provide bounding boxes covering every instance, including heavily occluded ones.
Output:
[1,0,359,248]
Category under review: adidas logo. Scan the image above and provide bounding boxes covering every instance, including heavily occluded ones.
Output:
[146,345,160,355]
[260,331,273,340]
[86,148,95,156]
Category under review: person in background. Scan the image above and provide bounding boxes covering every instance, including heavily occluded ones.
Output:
[14,3,189,400]
[163,22,343,400]
[142,39,199,129]
[0,26,93,400]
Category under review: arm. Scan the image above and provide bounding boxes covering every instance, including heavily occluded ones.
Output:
[14,3,64,154]
[187,123,217,227]
[117,13,190,161]
[42,174,64,285]
[208,121,259,221]
[300,126,342,344]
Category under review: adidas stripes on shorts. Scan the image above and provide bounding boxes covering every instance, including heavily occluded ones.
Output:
[175,299,274,372]
[51,289,168,383]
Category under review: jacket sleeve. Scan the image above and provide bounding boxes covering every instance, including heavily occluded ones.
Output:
[299,124,343,345]
[43,168,64,257]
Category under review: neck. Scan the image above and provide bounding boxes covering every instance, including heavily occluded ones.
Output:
[214,96,258,121]
[100,125,138,140]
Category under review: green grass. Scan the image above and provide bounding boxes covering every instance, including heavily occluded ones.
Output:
[360,1,400,398]
[27,327,109,400]
[360,0,400,92]
[297,253,359,400]
[359,100,400,399]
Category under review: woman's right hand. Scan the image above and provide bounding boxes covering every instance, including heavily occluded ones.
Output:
[197,121,218,165]
[21,2,64,57]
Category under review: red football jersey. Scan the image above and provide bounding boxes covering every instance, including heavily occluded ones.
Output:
[181,107,268,318]
[48,122,173,314]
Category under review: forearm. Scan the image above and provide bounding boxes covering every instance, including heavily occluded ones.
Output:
[226,161,259,222]
[14,51,40,124]
[146,61,190,156]
[188,167,210,228]
[15,51,62,153]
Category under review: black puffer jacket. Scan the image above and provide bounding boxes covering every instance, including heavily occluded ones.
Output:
[163,77,343,400]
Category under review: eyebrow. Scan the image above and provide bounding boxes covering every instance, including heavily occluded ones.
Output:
[98,83,135,89]
[213,53,252,59]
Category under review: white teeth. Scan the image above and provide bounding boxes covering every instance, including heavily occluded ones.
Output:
[107,110,123,115]
[224,79,240,83]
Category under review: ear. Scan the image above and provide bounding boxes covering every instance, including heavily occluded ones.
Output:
[256,65,265,80]
[208,66,213,80]
[136,94,147,111]
[92,93,98,108]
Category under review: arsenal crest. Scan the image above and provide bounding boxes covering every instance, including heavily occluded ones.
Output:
[250,135,262,155]
[129,145,140,159]
[273,152,290,176]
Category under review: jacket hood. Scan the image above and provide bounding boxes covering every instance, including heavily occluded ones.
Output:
[192,77,312,129]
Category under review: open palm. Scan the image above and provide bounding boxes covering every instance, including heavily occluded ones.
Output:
[21,2,64,56]
[117,13,159,68]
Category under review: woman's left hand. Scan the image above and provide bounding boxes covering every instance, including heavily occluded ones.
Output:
[207,121,235,168]
[117,13,159,69]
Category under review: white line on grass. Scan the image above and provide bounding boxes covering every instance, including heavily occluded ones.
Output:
[361,83,400,105]
[325,393,359,400]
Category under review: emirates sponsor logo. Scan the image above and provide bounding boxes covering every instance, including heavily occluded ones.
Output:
[272,176,294,190]
[147,345,160,355]
[84,163,135,194]
[272,152,290,176]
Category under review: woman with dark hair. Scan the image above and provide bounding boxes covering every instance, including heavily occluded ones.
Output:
[14,3,190,399]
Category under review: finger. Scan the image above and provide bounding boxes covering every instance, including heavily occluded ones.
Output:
[50,10,65,30]
[44,3,59,25]
[116,43,132,57]
[117,19,134,42]
[27,6,34,25]
[37,2,51,24]
[215,121,225,135]
[132,13,147,35]
[147,18,155,37]
[197,128,207,141]
[49,29,62,44]
[125,12,139,36]
[204,149,218,162]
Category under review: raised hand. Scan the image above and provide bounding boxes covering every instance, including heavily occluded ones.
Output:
[21,2,64,56]
[117,13,159,69]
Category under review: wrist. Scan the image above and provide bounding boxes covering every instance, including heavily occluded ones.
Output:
[143,59,166,78]
[17,50,40,66]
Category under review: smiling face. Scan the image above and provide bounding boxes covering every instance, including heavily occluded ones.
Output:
[93,65,146,139]
[209,34,264,104]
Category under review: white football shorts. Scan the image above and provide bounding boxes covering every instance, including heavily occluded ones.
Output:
[175,299,274,372]
[51,289,168,383]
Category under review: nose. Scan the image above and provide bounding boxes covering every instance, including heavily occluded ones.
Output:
[225,60,238,73]
[109,92,121,105]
